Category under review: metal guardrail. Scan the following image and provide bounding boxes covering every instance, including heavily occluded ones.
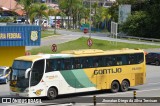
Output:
[108,33,160,42]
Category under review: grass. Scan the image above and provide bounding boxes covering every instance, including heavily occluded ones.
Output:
[41,30,60,38]
[29,37,160,55]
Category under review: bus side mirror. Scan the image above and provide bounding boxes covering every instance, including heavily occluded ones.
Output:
[25,68,31,79]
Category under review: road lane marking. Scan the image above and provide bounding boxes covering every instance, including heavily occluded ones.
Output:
[147,82,160,85]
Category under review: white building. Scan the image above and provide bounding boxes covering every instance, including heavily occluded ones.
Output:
[83,0,116,8]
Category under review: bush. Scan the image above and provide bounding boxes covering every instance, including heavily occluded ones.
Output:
[121,11,148,37]
[0,17,14,22]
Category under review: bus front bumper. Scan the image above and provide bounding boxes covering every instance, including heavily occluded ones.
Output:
[10,92,29,97]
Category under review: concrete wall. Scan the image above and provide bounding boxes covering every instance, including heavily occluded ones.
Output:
[0,46,25,67]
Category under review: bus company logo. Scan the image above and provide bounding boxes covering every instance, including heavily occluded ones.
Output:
[46,75,58,79]
[34,89,43,96]
[94,68,122,75]
[30,31,38,41]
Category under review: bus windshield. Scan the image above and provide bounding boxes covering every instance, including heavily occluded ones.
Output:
[10,60,32,92]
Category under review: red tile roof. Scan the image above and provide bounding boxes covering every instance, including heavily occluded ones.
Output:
[0,0,24,15]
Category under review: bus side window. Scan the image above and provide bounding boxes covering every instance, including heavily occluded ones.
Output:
[116,56,122,65]
[57,60,62,70]
[104,56,112,66]
[134,53,144,64]
[74,58,81,69]
[46,60,53,72]
[98,56,104,67]
[88,57,93,68]
[63,59,72,70]
[121,55,128,65]
[129,54,136,64]
[93,57,99,67]
[81,58,87,68]
[81,57,93,68]
[137,53,144,64]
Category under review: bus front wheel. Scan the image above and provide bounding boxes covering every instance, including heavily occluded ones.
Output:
[47,87,58,100]
[111,81,119,93]
[155,61,160,66]
[120,80,129,92]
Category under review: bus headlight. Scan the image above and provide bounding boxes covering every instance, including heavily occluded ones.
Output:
[24,89,29,92]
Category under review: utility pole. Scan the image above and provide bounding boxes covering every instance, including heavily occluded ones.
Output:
[89,0,91,38]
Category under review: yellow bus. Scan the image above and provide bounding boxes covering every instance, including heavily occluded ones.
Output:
[10,49,146,99]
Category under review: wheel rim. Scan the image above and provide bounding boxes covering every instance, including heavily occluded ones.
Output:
[49,91,55,97]
[112,82,119,92]
[113,84,118,90]
[156,61,159,66]
[122,82,128,90]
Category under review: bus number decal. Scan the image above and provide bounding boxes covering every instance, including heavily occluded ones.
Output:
[94,68,122,75]
[132,67,142,71]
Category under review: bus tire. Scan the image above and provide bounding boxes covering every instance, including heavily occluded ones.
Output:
[120,80,129,92]
[155,60,160,66]
[47,87,58,100]
[110,81,119,93]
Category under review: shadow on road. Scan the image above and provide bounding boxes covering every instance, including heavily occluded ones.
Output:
[41,88,138,104]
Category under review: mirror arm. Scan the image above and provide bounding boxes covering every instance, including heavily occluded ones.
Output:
[25,68,31,78]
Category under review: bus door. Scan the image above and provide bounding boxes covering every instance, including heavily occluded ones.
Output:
[30,59,45,97]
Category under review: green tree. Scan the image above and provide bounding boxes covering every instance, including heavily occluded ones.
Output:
[120,0,160,39]
[100,7,111,30]
[144,0,160,38]
[108,0,146,22]
[58,0,82,29]
[16,0,34,24]
[30,3,48,26]
[71,0,83,29]
[59,11,66,28]
[121,11,148,37]
[80,7,90,24]
[92,2,99,29]
[48,8,60,33]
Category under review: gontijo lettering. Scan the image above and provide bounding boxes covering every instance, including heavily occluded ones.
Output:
[94,68,122,75]
[0,33,22,40]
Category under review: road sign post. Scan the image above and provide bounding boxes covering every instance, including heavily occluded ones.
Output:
[25,51,31,56]
[87,38,93,48]
[51,44,57,52]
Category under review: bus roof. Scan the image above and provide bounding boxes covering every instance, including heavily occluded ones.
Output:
[14,54,72,61]
[14,49,144,61]
[61,48,144,57]
[15,55,43,62]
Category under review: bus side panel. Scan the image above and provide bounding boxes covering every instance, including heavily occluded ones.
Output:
[44,71,97,95]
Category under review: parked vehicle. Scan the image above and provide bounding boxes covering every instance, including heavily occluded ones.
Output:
[146,52,160,66]
[0,66,11,84]
[35,19,49,26]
